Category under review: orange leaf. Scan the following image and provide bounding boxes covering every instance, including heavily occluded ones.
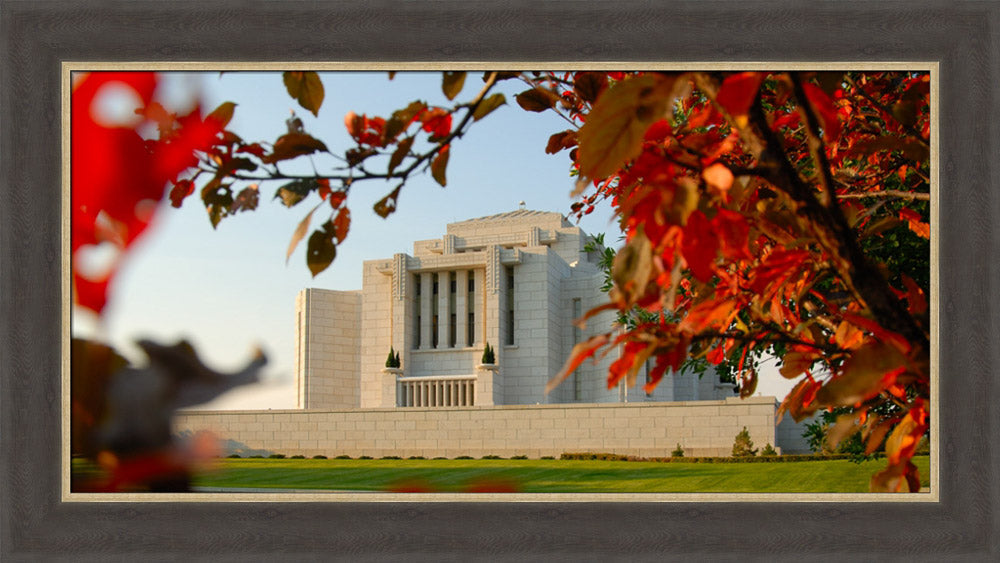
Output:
[738,368,758,399]
[373,185,402,219]
[387,136,414,177]
[576,74,677,180]
[547,334,610,394]
[885,400,929,465]
[431,145,450,187]
[262,132,328,164]
[611,229,654,304]
[816,340,907,407]
[834,320,864,350]
[515,87,559,112]
[841,312,911,354]
[285,203,321,264]
[283,71,325,117]
[642,357,671,394]
[333,206,351,244]
[678,297,737,335]
[901,274,927,316]
[702,162,734,195]
[777,377,822,423]
[607,341,652,389]
[899,207,930,239]
[779,350,819,379]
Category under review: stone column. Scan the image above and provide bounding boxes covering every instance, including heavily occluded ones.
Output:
[473,268,485,346]
[455,269,469,348]
[420,272,432,349]
[437,271,450,348]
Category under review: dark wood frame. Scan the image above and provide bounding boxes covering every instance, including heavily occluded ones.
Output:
[2,1,997,559]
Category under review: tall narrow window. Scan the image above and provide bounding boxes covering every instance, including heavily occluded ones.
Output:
[432,273,439,348]
[414,275,421,349]
[505,266,515,346]
[467,273,475,346]
[449,272,457,347]
[572,298,582,401]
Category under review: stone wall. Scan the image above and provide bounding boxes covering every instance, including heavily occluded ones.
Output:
[294,289,361,409]
[175,396,811,459]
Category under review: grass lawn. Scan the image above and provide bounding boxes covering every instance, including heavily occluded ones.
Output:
[189,455,931,494]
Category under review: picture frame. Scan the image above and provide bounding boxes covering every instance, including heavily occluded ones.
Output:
[2,1,996,559]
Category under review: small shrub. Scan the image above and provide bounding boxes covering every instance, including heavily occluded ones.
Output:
[510,455,528,460]
[915,435,931,455]
[268,454,286,459]
[455,455,473,460]
[481,455,503,459]
[433,456,447,460]
[385,347,400,368]
[408,456,425,460]
[358,455,372,460]
[226,453,242,459]
[481,343,496,364]
[731,427,758,457]
[761,443,778,457]
[381,455,402,460]
[671,444,685,458]
[540,456,555,460]
[312,455,327,459]
[290,454,305,459]
[335,454,352,459]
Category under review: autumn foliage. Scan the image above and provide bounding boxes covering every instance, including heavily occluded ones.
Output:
[71,70,931,492]
[535,70,931,492]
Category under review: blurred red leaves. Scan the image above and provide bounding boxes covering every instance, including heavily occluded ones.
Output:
[72,72,221,314]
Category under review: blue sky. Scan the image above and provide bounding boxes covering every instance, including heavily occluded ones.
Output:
[73,71,793,409]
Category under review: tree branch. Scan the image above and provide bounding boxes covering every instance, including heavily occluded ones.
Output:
[836,190,930,201]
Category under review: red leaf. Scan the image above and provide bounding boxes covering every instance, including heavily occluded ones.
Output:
[716,72,765,118]
[72,72,217,314]
[802,82,842,142]
[711,209,751,260]
[642,356,671,394]
[333,206,351,243]
[680,210,719,282]
[420,108,452,139]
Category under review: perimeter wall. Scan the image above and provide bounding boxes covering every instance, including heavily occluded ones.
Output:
[175,396,812,458]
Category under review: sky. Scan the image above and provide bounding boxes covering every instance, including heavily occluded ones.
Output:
[73,71,795,409]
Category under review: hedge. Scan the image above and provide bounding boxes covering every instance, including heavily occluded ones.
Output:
[559,452,887,463]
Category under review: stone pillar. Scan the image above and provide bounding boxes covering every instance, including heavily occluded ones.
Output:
[420,272,432,349]
[456,269,469,348]
[473,268,484,346]
[437,271,450,348]
[392,253,407,359]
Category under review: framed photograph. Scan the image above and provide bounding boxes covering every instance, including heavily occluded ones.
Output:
[2,1,997,559]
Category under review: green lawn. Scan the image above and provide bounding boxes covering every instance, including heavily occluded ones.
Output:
[189,455,931,494]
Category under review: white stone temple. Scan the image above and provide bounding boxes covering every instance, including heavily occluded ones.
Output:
[293,209,734,410]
